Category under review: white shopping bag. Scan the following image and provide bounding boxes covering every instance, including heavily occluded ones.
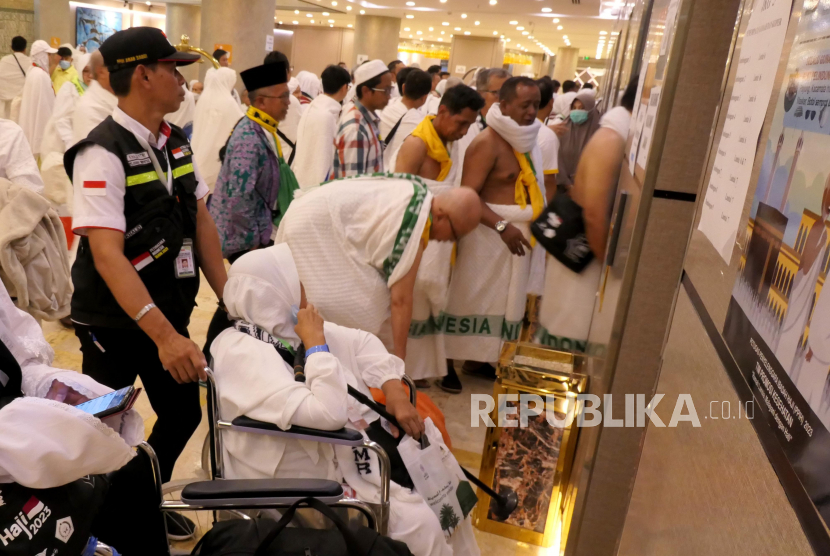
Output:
[398,419,478,540]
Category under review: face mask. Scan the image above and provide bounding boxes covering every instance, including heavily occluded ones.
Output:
[291,304,300,325]
[59,60,71,70]
[570,109,589,125]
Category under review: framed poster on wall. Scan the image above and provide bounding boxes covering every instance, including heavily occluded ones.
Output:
[76,7,122,53]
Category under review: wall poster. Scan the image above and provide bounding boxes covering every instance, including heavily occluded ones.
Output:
[75,7,122,53]
[724,0,830,528]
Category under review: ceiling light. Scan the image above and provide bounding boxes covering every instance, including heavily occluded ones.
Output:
[464,31,471,35]
[442,21,449,25]
[529,35,534,38]
[454,26,461,30]
[310,19,315,23]
[404,27,410,31]
[441,30,445,34]
[440,0,447,3]
[278,20,282,23]
[406,1,415,4]
[600,30,608,35]
[306,13,312,17]
[145,1,150,5]
[347,23,352,27]
[294,9,299,13]
[328,19,334,22]
[493,31,498,35]
[557,25,563,30]
[331,1,337,5]
[323,11,330,15]
[330,24,334,27]
[541,7,552,12]
[406,14,414,18]
[461,13,467,18]
[416,30,422,34]
[346,5,351,9]
[293,20,299,24]
[409,34,413,38]
[429,26,433,31]
[438,37,443,41]
[563,35,568,38]
[359,9,365,13]
[509,20,518,24]
[490,0,497,4]
[474,21,480,25]
[522,31,529,35]
[505,38,510,42]
[553,18,559,23]
[516,26,524,30]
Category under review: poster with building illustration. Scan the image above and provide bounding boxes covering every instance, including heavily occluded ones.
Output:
[723,0,830,528]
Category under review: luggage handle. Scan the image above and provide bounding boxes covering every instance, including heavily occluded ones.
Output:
[253,496,369,556]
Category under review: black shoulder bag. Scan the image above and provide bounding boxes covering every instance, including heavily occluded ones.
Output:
[383,115,406,147]
[530,189,595,273]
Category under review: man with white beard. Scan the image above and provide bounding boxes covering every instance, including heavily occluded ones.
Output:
[72,51,117,143]
[19,40,60,159]
[0,36,30,119]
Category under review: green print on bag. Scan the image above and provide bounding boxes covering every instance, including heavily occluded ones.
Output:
[409,313,522,341]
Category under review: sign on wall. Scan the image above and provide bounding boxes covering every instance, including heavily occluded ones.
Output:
[214,43,232,63]
[75,7,122,53]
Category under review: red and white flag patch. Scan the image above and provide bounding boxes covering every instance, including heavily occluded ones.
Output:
[131,252,153,271]
[23,496,44,519]
[82,180,107,197]
[171,147,185,159]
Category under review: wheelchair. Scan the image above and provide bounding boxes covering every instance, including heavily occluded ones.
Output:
[153,368,419,549]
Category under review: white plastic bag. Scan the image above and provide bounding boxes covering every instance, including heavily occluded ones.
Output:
[399,418,480,555]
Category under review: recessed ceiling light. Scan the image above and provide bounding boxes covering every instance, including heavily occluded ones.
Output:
[505,38,510,42]
[416,30,422,34]
[346,5,351,9]
[493,31,498,35]
[292,20,299,24]
[529,35,534,38]
[553,18,559,23]
[541,7,552,12]
[464,31,471,35]
[323,11,330,15]
[294,9,299,13]
[347,23,352,27]
[331,1,337,5]
[406,1,415,4]
[438,37,443,41]
[311,19,315,23]
[489,0,497,4]
[557,25,563,30]
[454,27,461,30]
[278,20,282,23]
[600,30,608,35]
[406,14,414,18]
[429,26,433,30]
[440,0,447,3]
[441,30,445,34]
[442,21,449,25]
[330,24,334,27]
[509,20,518,24]
[359,9,365,13]
[474,21,480,25]
[409,34,413,38]
[328,19,334,22]
[404,27,410,31]
[522,31,529,35]
[306,13,312,17]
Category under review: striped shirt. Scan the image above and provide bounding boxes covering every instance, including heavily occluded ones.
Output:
[332,99,384,179]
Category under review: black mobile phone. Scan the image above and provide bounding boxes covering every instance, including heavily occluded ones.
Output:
[73,386,140,419]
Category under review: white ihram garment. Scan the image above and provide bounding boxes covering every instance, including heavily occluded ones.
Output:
[0,280,142,489]
[277,94,303,162]
[293,94,341,188]
[72,79,117,143]
[18,65,55,158]
[192,67,244,191]
[166,86,197,132]
[211,245,454,556]
[0,119,44,194]
[0,53,29,119]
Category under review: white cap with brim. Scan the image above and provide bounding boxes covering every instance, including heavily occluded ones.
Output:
[353,59,388,89]
[31,40,58,56]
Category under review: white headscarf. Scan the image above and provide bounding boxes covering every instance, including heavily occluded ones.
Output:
[223,244,302,349]
[296,71,322,99]
[189,79,200,91]
[288,77,300,94]
[192,67,244,191]
[435,79,449,96]
[553,91,577,118]
[29,40,54,71]
[73,52,92,78]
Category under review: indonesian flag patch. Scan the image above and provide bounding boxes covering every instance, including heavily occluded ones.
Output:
[171,145,191,159]
[131,252,153,271]
[23,496,44,519]
[82,180,107,196]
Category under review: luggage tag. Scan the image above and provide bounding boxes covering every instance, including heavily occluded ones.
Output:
[175,238,196,278]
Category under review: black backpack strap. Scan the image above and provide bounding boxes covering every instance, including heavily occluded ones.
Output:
[384,114,406,147]
[276,129,296,166]
[12,53,26,77]
[218,117,246,164]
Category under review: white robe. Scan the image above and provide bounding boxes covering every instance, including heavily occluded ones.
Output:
[18,65,55,157]
[0,119,44,194]
[41,81,80,156]
[379,96,408,140]
[293,94,341,189]
[0,280,143,489]
[192,68,244,191]
[278,94,303,162]
[72,79,117,143]
[384,109,427,172]
[166,86,197,133]
[0,53,29,119]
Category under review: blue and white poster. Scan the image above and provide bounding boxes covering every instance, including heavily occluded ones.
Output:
[76,7,122,52]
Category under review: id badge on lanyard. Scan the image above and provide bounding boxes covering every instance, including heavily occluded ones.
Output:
[131,132,173,193]
[175,238,196,279]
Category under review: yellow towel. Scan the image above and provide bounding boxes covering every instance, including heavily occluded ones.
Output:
[247,105,284,159]
[513,150,545,246]
[411,116,452,182]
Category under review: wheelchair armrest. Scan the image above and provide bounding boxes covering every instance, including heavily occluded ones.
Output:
[178,478,343,507]
[229,416,365,446]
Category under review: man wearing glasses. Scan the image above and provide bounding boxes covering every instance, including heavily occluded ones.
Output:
[477,68,512,129]
[332,59,394,178]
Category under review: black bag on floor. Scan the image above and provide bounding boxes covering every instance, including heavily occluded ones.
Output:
[192,497,413,556]
[530,190,594,273]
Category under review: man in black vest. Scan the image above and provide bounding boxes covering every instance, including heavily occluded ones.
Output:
[64,28,228,497]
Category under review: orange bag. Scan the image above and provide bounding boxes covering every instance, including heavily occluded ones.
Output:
[370,386,452,450]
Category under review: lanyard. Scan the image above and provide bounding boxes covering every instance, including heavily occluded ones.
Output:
[131,130,173,193]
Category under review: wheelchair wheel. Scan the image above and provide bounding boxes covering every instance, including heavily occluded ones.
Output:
[161,478,216,551]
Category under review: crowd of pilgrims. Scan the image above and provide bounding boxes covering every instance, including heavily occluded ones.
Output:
[0,28,637,555]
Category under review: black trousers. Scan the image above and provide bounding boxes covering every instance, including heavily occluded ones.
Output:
[76,324,202,483]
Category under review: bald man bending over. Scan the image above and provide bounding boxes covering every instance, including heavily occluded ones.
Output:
[276,176,481,361]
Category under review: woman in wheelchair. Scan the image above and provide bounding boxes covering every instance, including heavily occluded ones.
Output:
[210,244,469,556]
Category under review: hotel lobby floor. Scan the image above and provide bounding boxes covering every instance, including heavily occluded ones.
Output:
[42,278,553,556]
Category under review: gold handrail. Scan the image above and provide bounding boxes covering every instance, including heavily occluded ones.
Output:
[174,34,220,69]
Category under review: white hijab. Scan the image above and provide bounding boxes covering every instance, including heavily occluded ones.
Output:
[486,102,541,153]
[73,52,92,79]
[296,71,322,99]
[288,77,299,94]
[553,91,577,118]
[29,40,52,71]
[166,85,196,130]
[192,67,244,191]
[223,244,302,349]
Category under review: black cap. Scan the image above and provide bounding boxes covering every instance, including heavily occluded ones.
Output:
[99,27,200,72]
[241,62,288,91]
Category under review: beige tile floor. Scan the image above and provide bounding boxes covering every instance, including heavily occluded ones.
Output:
[41,277,554,556]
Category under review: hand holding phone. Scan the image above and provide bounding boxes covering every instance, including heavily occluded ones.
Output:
[73,386,141,419]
